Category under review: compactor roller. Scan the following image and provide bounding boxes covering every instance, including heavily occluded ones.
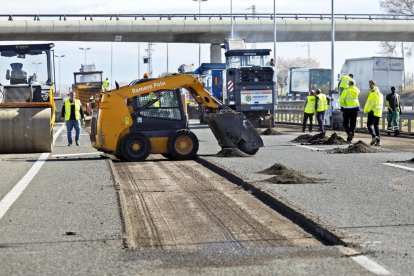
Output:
[0,43,56,153]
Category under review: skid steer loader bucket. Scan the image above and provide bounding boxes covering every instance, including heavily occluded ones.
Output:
[206,108,264,155]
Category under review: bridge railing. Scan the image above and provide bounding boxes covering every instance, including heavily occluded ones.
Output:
[2,13,414,21]
[275,99,414,135]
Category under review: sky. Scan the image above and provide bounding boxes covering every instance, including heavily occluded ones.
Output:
[0,0,393,92]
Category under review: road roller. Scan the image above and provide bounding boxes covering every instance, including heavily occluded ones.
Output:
[0,44,56,153]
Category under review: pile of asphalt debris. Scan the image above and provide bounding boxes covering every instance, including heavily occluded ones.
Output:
[291,132,348,145]
[260,128,283,136]
[328,140,376,154]
[258,163,321,184]
[216,148,250,157]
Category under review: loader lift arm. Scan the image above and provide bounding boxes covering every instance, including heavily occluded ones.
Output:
[91,74,263,160]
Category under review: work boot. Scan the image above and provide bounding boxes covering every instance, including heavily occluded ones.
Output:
[347,132,353,142]
[76,141,80,146]
[394,130,400,136]
[68,143,72,146]
[374,138,381,146]
[370,136,377,146]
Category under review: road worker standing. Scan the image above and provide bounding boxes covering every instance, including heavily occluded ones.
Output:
[385,86,402,136]
[340,80,360,142]
[315,89,329,133]
[364,80,384,146]
[302,90,316,132]
[338,73,354,93]
[102,77,109,91]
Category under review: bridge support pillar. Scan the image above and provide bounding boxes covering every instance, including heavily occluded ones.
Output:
[210,44,222,63]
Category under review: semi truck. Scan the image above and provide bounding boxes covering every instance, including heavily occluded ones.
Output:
[286,67,332,99]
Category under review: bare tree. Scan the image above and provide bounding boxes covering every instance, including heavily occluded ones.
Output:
[379,0,414,15]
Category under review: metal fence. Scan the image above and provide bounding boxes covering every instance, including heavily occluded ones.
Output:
[275,98,414,135]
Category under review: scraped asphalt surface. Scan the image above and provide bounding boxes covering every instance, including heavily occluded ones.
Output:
[194,123,414,275]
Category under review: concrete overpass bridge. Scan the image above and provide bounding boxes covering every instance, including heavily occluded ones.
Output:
[1,13,414,62]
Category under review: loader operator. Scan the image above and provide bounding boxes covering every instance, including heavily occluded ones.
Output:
[61,91,85,146]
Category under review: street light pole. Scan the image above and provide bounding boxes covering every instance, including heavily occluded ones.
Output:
[78,47,91,65]
[331,0,335,91]
[193,0,207,66]
[54,54,65,94]
[230,0,234,38]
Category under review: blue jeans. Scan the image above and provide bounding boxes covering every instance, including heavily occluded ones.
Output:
[66,120,80,144]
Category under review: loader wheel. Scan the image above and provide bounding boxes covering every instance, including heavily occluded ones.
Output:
[121,133,151,162]
[238,140,259,155]
[168,129,199,160]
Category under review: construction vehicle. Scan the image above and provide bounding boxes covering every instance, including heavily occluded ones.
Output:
[89,74,263,161]
[0,43,56,153]
[222,39,276,127]
[73,64,103,115]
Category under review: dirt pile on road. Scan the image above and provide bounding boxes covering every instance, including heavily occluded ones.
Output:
[328,140,376,154]
[216,148,250,157]
[258,163,320,184]
[291,134,313,143]
[291,132,347,145]
[261,128,283,135]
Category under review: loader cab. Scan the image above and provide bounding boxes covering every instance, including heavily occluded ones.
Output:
[127,89,188,132]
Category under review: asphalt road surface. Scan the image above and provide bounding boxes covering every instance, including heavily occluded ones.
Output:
[0,122,410,275]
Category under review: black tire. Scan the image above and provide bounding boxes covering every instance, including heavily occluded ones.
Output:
[238,140,259,155]
[161,153,171,159]
[167,129,199,160]
[120,133,151,162]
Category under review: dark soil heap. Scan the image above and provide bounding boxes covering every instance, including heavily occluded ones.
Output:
[216,148,250,157]
[328,140,376,154]
[291,132,347,145]
[257,163,320,184]
[261,128,283,135]
[291,134,313,143]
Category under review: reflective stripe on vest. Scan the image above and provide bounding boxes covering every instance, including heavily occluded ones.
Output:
[340,86,360,108]
[316,94,328,112]
[304,96,316,114]
[64,99,81,121]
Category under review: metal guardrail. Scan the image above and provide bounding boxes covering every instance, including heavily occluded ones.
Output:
[2,13,414,21]
[275,108,414,136]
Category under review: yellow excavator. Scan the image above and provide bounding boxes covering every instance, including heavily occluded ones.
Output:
[90,74,263,161]
[0,44,56,153]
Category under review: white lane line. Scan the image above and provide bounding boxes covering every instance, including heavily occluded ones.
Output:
[295,144,322,151]
[339,247,391,275]
[0,125,64,221]
[382,162,414,172]
[351,256,391,275]
[52,152,101,158]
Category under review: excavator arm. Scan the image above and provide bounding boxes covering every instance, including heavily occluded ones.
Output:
[92,74,263,155]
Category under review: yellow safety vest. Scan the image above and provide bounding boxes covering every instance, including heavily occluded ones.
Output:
[102,79,109,91]
[64,99,81,121]
[316,93,328,112]
[304,95,316,114]
[364,87,383,117]
[340,86,360,109]
[338,75,351,89]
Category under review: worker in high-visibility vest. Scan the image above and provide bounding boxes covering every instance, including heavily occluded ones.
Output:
[315,89,329,133]
[340,80,360,142]
[338,73,354,93]
[364,80,384,146]
[302,90,316,132]
[102,77,109,91]
[385,86,402,136]
[61,91,85,146]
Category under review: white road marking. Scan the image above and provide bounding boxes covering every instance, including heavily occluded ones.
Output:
[382,162,414,172]
[0,125,64,221]
[351,255,391,275]
[295,144,323,151]
[339,247,391,275]
[52,152,101,158]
